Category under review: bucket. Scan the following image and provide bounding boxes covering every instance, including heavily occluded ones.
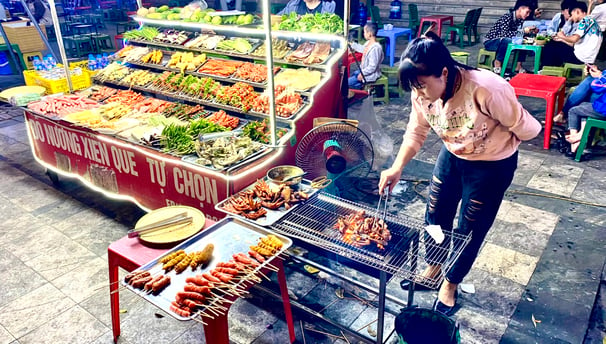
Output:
[395,306,460,344]
[0,52,12,75]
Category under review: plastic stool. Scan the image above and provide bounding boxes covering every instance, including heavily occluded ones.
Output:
[382,66,404,98]
[539,66,565,77]
[365,74,389,104]
[451,51,470,65]
[92,33,114,52]
[564,63,585,85]
[575,118,606,161]
[477,48,496,70]
[22,51,43,70]
[114,34,124,49]
[501,43,542,77]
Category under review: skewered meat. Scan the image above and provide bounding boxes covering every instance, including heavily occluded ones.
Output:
[286,42,315,62]
[303,42,331,65]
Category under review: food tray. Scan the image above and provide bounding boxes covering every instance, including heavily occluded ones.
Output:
[230,63,281,88]
[215,178,321,227]
[213,38,261,56]
[122,217,292,321]
[282,42,334,66]
[250,100,309,121]
[181,141,267,172]
[193,57,241,80]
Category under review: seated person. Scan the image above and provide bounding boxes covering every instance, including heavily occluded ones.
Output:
[565,65,606,154]
[554,63,602,123]
[277,0,336,16]
[527,0,544,19]
[589,0,606,30]
[550,1,602,65]
[484,0,535,75]
[541,0,579,66]
[348,22,384,90]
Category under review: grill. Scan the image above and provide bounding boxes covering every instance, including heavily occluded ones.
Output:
[271,192,471,289]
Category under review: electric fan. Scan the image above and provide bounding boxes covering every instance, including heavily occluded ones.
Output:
[296,122,374,195]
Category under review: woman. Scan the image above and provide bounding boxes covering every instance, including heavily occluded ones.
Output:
[277,0,336,16]
[565,66,606,154]
[483,0,535,75]
[348,22,384,89]
[553,63,602,124]
[378,31,541,316]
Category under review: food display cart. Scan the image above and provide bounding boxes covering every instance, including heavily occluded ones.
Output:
[22,9,347,220]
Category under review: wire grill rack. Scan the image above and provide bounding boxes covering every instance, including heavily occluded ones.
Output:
[271,192,471,289]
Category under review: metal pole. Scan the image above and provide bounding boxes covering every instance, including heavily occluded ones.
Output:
[19,0,59,62]
[0,22,23,74]
[262,0,277,146]
[47,0,73,92]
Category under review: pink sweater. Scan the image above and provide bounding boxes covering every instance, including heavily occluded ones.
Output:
[403,68,542,161]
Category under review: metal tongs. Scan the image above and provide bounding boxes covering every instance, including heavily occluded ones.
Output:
[127,212,193,238]
[373,191,390,225]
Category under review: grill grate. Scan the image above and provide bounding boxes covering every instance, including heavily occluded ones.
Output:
[271,192,471,289]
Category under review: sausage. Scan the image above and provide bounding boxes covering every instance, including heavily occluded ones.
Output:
[211,270,234,283]
[163,252,187,272]
[144,275,163,291]
[179,298,202,310]
[185,276,214,288]
[234,253,259,267]
[214,267,239,275]
[152,275,171,294]
[170,301,191,317]
[202,272,221,283]
[184,283,211,295]
[174,254,193,274]
[131,275,153,289]
[160,249,185,264]
[176,291,207,303]
[125,270,150,283]
[248,250,265,263]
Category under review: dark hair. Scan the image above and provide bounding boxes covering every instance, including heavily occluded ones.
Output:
[398,31,475,100]
[513,0,532,10]
[561,0,576,10]
[569,1,588,13]
[364,22,378,37]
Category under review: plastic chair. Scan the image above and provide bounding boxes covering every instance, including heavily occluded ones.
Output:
[451,51,470,65]
[575,118,606,161]
[365,74,389,104]
[382,66,404,98]
[501,44,542,77]
[369,5,382,28]
[477,48,496,70]
[471,8,483,43]
[444,9,475,48]
[0,44,27,71]
[564,63,585,85]
[539,66,565,77]
[22,52,43,70]
[408,4,420,36]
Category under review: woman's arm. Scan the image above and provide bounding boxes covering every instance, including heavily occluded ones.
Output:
[277,0,299,15]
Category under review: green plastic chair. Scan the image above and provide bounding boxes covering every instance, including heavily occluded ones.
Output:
[444,9,475,48]
[471,8,483,43]
[500,43,542,77]
[575,118,606,161]
[369,5,382,28]
[408,4,420,36]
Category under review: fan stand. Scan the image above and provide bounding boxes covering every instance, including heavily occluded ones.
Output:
[325,160,373,196]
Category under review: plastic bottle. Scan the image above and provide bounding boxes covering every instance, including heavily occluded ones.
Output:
[88,54,97,71]
[47,55,56,68]
[102,53,109,68]
[96,54,103,70]
[32,56,42,71]
[389,0,402,19]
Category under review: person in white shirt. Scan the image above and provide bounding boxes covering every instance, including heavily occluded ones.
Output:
[589,0,606,30]
[552,1,602,64]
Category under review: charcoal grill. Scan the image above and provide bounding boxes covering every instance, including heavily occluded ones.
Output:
[271,192,471,343]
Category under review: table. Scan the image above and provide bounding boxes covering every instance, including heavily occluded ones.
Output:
[108,220,296,344]
[509,73,566,149]
[377,27,414,67]
[417,15,454,38]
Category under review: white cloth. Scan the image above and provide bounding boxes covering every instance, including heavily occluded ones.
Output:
[573,16,603,63]
[590,3,606,31]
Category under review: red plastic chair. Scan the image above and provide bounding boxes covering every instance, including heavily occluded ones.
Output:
[508,73,566,149]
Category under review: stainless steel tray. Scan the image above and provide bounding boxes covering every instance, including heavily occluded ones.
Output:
[215,178,321,227]
[122,217,292,321]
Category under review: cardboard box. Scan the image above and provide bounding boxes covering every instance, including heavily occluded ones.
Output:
[0,20,47,53]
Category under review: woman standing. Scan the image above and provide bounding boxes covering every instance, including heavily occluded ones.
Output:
[378,31,541,316]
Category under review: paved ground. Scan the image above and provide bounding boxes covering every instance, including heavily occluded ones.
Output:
[0,25,605,344]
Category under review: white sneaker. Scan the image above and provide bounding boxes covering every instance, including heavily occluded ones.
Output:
[516,68,527,74]
[493,67,501,74]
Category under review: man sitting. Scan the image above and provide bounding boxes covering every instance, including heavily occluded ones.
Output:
[483,0,535,75]
[551,1,602,65]
[348,22,384,90]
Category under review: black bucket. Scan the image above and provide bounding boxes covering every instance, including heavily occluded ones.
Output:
[394,306,460,344]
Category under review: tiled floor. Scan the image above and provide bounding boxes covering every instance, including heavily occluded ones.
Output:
[1,28,606,344]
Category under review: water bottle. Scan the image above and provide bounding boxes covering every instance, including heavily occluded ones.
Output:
[96,54,103,70]
[32,56,42,71]
[389,0,402,19]
[47,55,56,68]
[358,3,367,26]
[88,54,97,71]
[42,56,51,71]
[102,53,109,68]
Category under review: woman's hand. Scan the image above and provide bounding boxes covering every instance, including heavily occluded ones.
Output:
[378,166,403,195]
[589,65,602,77]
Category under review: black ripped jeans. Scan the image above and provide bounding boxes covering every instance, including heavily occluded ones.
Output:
[424,146,518,284]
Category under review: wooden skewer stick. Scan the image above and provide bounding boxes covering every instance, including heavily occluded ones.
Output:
[254,270,272,281]
[197,311,215,319]
[355,318,378,332]
[192,316,208,326]
[318,298,339,313]
[303,326,343,339]
[340,330,351,344]
[210,291,235,304]
[300,321,306,344]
